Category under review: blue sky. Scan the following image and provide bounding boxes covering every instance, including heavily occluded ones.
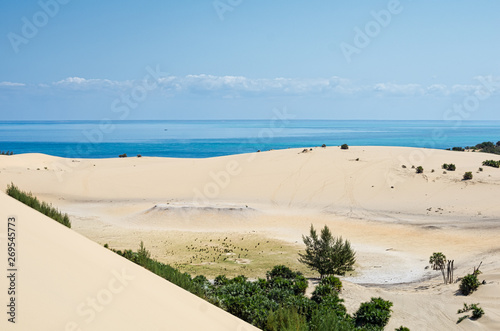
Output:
[1,0,500,120]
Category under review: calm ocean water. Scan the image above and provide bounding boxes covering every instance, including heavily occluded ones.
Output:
[0,120,498,158]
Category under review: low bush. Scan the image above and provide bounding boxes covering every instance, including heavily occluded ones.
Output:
[482,160,500,168]
[266,265,299,281]
[6,183,71,228]
[459,274,480,295]
[0,151,14,155]
[442,163,456,171]
[395,327,410,331]
[341,144,349,150]
[471,304,485,319]
[311,284,339,304]
[416,166,424,174]
[319,275,342,293]
[119,153,127,158]
[463,172,473,180]
[457,303,484,323]
[214,275,230,286]
[354,297,393,329]
[266,307,308,331]
[452,147,465,151]
[308,308,354,331]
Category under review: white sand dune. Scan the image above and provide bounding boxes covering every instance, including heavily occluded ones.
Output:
[1,146,500,330]
[0,192,258,331]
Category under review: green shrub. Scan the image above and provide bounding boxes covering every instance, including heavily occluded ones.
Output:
[442,163,456,171]
[214,275,230,286]
[457,303,484,323]
[476,141,495,149]
[319,275,342,293]
[311,284,339,304]
[482,160,500,168]
[463,172,473,180]
[452,147,465,151]
[341,144,349,150]
[231,275,248,284]
[416,166,424,174]
[317,294,347,317]
[293,275,309,295]
[309,308,354,331]
[265,307,308,331]
[6,183,71,228]
[395,327,410,331]
[471,304,485,319]
[459,274,480,295]
[355,297,393,328]
[193,275,211,288]
[267,265,298,281]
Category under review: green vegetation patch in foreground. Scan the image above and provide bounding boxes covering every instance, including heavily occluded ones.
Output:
[6,183,71,228]
[109,242,394,330]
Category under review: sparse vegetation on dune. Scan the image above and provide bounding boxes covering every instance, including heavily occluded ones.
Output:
[482,160,500,168]
[0,151,14,155]
[463,172,473,180]
[442,163,456,171]
[6,183,71,228]
[448,141,500,155]
[457,303,484,324]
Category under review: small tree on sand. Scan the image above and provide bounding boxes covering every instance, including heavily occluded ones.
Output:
[298,225,356,279]
[429,252,447,284]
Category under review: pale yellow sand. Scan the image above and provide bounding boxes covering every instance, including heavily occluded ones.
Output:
[1,146,499,330]
[0,193,258,331]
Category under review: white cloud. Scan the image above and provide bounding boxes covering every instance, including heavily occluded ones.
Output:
[5,75,500,98]
[53,77,132,90]
[0,81,25,87]
[154,75,354,96]
[372,83,424,96]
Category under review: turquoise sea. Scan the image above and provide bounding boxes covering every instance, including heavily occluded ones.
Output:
[0,120,498,158]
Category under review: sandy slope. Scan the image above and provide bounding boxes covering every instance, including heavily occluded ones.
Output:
[0,192,258,331]
[1,146,500,330]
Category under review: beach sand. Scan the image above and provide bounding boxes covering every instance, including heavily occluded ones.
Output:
[1,146,499,330]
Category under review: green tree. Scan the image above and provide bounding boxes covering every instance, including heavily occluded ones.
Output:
[298,225,356,279]
[429,252,447,284]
